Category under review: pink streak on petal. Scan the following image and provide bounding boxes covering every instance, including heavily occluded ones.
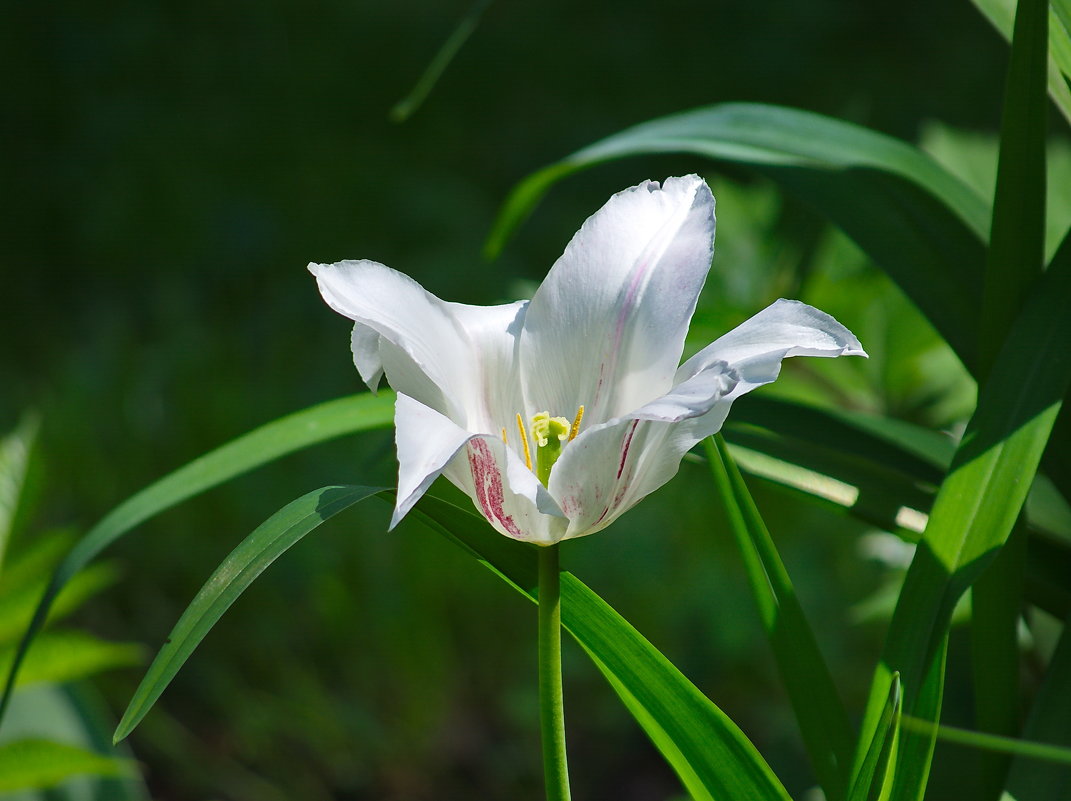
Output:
[467,438,524,539]
[617,419,640,479]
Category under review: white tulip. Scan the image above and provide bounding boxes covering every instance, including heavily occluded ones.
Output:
[311,175,865,545]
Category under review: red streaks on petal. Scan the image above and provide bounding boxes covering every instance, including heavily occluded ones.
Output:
[467,439,525,539]
[617,419,639,479]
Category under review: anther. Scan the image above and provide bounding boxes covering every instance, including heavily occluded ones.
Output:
[569,405,585,442]
[516,413,532,471]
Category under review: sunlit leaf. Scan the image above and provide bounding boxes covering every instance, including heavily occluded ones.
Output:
[0,562,118,646]
[852,230,1071,801]
[0,738,129,792]
[848,673,901,801]
[0,630,143,690]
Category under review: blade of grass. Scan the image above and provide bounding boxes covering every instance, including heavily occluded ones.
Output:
[979,0,1048,371]
[113,485,382,742]
[406,494,793,801]
[970,521,1028,798]
[851,230,1071,801]
[972,0,1048,795]
[968,0,1071,125]
[899,716,1071,766]
[847,673,901,801]
[0,391,395,726]
[704,434,853,801]
[389,0,493,122]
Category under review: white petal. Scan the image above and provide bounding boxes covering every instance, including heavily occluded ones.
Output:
[392,392,473,527]
[445,299,528,433]
[547,361,738,540]
[520,175,716,425]
[678,299,867,391]
[393,393,565,543]
[311,260,471,420]
[546,297,865,540]
[350,323,384,391]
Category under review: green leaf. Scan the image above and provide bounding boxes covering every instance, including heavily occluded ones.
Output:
[0,562,119,646]
[0,738,129,792]
[847,673,902,801]
[0,391,394,724]
[704,435,853,801]
[724,396,949,537]
[486,102,990,373]
[0,630,144,690]
[980,0,1048,372]
[0,530,77,600]
[851,227,1071,801]
[113,485,382,743]
[722,396,1071,618]
[897,717,1071,767]
[968,0,1071,125]
[0,412,39,571]
[974,0,1049,795]
[407,494,792,801]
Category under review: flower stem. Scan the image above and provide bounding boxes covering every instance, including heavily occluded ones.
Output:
[538,543,571,801]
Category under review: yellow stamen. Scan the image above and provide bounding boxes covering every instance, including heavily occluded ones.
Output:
[516,412,532,470]
[501,427,508,444]
[569,405,585,442]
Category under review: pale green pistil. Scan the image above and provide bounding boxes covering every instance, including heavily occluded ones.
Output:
[531,412,571,487]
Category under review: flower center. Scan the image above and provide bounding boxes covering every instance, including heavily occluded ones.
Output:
[501,406,585,487]
[531,412,570,486]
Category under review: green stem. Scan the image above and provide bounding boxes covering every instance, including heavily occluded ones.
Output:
[538,543,571,801]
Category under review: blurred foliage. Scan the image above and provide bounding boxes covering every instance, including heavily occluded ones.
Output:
[1,0,1065,799]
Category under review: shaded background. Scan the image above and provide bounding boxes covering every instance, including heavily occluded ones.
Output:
[0,0,1034,798]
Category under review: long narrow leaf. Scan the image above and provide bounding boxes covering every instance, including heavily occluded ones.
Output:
[897,716,1071,767]
[486,103,990,373]
[407,494,793,801]
[705,434,853,801]
[0,391,395,724]
[848,673,902,801]
[722,402,1071,619]
[980,0,1048,369]
[969,0,1071,125]
[973,0,1048,795]
[113,485,383,742]
[852,230,1071,801]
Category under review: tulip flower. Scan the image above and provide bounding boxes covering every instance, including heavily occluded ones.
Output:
[311,174,865,799]
[310,176,864,545]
